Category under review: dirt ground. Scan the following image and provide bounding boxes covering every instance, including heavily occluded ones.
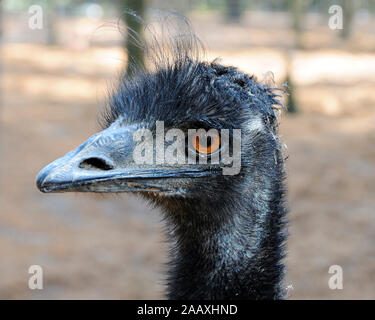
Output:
[0,12,374,299]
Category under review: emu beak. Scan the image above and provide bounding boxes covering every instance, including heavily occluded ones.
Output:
[36,124,216,193]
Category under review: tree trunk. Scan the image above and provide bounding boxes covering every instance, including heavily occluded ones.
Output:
[285,52,298,114]
[225,0,242,23]
[340,0,355,39]
[122,0,145,74]
[290,0,304,49]
[45,1,57,45]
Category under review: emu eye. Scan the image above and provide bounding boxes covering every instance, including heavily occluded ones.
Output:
[191,131,221,155]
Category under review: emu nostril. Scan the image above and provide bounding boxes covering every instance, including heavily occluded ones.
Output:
[79,157,113,171]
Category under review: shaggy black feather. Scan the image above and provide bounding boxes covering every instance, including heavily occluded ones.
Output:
[101,13,288,300]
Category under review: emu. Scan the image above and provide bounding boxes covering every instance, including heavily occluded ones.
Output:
[36,18,287,300]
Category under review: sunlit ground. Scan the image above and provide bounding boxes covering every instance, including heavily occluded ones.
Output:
[1,11,374,299]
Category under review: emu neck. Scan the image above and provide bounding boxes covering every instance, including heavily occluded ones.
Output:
[164,174,286,300]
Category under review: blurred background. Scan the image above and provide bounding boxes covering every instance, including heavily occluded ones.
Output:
[0,0,374,299]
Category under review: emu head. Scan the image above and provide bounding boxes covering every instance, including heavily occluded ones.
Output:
[36,23,283,210]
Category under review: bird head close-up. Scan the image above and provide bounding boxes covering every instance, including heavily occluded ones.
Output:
[36,16,287,300]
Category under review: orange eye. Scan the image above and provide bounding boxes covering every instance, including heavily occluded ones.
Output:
[191,131,221,155]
